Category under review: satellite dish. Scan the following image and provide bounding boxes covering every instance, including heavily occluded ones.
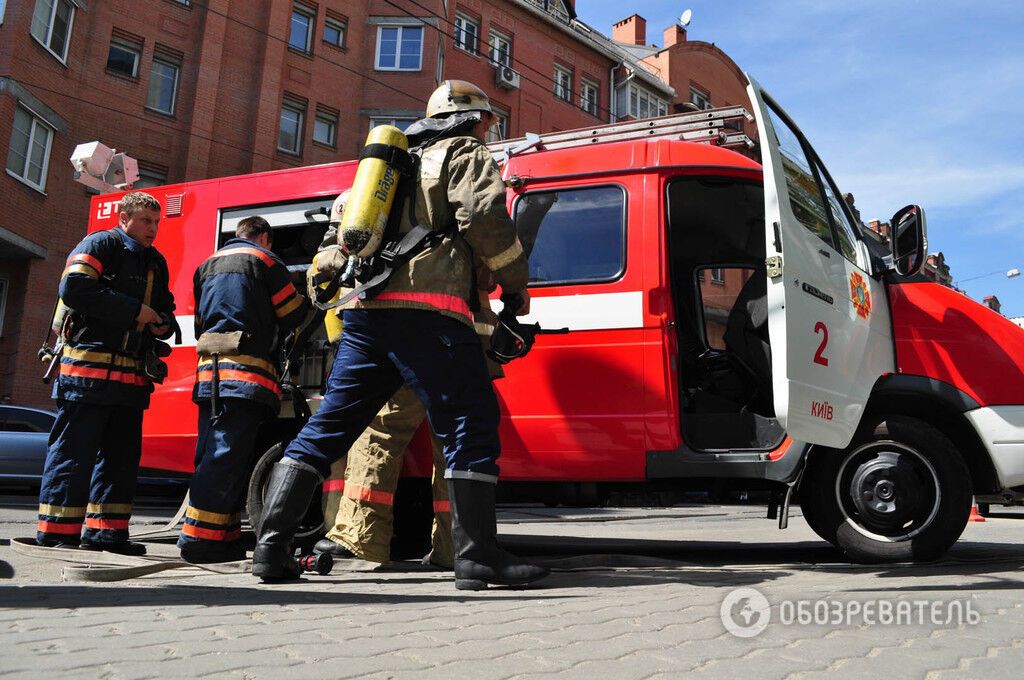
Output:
[679,8,692,27]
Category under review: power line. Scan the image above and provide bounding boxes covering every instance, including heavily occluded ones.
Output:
[381,0,618,120]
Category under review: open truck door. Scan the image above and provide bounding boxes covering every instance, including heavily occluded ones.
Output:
[746,77,894,449]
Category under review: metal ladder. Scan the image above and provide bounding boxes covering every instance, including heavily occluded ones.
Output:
[487,106,756,163]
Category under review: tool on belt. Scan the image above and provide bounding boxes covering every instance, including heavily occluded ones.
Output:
[487,293,569,365]
[196,330,245,417]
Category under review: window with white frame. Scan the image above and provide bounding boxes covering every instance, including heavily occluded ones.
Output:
[580,79,599,116]
[370,117,415,132]
[278,97,306,154]
[1,1,7,24]
[106,35,141,78]
[711,267,725,284]
[30,0,75,62]
[454,14,479,54]
[375,25,423,71]
[629,84,667,119]
[146,53,180,115]
[486,108,509,143]
[689,86,711,110]
[6,105,54,191]
[289,2,315,53]
[554,65,572,102]
[488,30,511,66]
[323,15,345,48]
[0,277,7,337]
[313,108,338,147]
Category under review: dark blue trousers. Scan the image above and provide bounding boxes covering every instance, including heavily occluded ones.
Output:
[285,309,501,483]
[178,399,271,550]
[37,401,143,546]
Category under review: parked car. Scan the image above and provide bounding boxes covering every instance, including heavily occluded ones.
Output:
[0,405,189,492]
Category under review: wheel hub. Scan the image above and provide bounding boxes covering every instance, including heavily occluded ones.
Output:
[843,448,937,537]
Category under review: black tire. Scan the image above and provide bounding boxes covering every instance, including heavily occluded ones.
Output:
[246,441,325,551]
[798,416,972,563]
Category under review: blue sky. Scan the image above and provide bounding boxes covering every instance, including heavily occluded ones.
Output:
[576,1,1024,317]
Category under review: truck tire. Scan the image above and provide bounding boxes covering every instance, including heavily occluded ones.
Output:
[799,416,972,563]
[246,441,325,551]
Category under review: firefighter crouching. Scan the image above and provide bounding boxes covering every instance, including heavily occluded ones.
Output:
[253,79,549,590]
[37,192,176,555]
[178,216,309,563]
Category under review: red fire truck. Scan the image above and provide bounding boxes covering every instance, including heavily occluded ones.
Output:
[84,78,1024,563]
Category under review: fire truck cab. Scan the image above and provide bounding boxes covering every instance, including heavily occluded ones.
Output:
[87,77,1024,563]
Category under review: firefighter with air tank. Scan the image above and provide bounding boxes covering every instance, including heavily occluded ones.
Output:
[252,80,549,589]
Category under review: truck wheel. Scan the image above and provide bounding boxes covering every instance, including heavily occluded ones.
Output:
[246,441,325,550]
[797,483,838,545]
[799,416,971,563]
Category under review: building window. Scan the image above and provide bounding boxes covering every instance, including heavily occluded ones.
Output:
[278,97,306,155]
[580,79,599,116]
[690,86,711,110]
[106,36,141,78]
[6,105,54,192]
[454,14,479,54]
[370,117,415,132]
[133,164,168,189]
[146,53,180,115]
[30,0,75,62]
[1,1,7,24]
[313,108,338,147]
[554,65,572,102]
[375,25,423,71]
[711,268,725,284]
[488,30,512,67]
[323,15,345,48]
[486,108,510,143]
[629,85,667,119]
[289,2,315,53]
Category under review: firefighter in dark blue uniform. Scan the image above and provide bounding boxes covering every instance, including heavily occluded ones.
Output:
[37,192,176,555]
[177,216,309,563]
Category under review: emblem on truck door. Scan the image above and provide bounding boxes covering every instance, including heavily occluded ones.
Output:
[849,272,872,318]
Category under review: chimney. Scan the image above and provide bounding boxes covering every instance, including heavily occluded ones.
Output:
[613,14,647,46]
[983,295,1002,314]
[663,24,687,47]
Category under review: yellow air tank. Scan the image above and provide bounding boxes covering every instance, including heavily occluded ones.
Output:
[340,125,409,258]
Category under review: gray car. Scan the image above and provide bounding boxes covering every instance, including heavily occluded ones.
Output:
[0,405,188,491]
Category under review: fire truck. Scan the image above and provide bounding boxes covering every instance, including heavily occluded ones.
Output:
[83,78,1024,563]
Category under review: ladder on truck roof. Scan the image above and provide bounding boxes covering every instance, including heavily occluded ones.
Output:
[487,105,756,164]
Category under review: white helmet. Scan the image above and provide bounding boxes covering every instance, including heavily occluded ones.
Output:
[426,80,492,119]
[330,189,351,227]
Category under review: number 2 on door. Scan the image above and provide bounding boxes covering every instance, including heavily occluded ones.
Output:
[813,321,829,366]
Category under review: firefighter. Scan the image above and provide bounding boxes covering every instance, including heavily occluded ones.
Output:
[178,216,309,563]
[253,80,549,590]
[37,191,176,555]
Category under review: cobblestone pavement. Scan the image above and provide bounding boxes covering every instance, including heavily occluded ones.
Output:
[1,496,1023,679]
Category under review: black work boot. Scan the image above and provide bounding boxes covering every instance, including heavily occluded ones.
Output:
[313,538,355,559]
[80,539,147,556]
[448,478,549,590]
[251,459,322,582]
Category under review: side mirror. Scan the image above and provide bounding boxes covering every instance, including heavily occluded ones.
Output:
[890,204,927,276]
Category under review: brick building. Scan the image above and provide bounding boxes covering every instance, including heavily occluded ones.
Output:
[1,0,748,407]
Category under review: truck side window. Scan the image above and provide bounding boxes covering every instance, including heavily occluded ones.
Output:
[514,185,626,286]
[765,106,834,250]
[814,158,860,264]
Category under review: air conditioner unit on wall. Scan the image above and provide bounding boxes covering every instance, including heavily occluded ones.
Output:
[496,65,520,90]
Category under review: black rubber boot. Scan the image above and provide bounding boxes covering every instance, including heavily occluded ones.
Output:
[313,538,355,559]
[252,459,321,582]
[180,542,247,564]
[80,539,147,556]
[448,478,549,590]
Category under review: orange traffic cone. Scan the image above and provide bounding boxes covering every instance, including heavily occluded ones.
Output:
[968,498,986,522]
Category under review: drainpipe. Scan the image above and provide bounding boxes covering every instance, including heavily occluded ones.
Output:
[610,61,626,123]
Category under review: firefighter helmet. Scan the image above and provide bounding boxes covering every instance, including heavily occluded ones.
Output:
[426,80,492,119]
